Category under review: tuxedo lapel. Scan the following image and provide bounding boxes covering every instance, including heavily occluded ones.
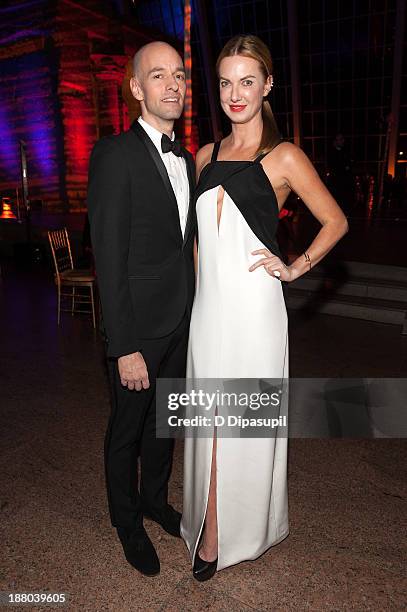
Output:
[183,149,196,247]
[131,121,180,220]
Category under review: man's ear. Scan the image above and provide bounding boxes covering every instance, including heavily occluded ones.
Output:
[130,76,143,101]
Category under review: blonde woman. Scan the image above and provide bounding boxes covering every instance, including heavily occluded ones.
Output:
[181,35,348,580]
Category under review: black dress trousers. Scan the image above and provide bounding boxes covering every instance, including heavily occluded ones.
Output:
[104,311,189,531]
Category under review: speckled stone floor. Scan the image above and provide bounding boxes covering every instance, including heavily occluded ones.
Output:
[1,260,406,611]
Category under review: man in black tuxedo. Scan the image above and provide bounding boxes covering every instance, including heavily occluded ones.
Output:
[87,41,195,576]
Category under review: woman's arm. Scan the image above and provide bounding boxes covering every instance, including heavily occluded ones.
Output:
[282,143,348,280]
[252,142,349,282]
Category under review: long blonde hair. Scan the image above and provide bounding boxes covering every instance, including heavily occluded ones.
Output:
[215,34,281,156]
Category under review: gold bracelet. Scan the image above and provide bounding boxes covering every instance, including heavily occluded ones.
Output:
[304,251,311,270]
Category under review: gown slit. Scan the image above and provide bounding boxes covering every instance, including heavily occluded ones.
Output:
[192,410,219,565]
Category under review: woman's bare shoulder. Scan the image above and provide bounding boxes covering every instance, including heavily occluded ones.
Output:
[196,142,215,163]
[263,141,314,171]
[196,142,216,177]
[276,141,311,162]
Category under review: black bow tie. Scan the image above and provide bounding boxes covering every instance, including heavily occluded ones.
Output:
[161,133,183,157]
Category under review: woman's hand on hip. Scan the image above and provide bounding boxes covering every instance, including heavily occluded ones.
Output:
[249,249,296,282]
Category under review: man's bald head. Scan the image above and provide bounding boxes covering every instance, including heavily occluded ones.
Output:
[129,40,186,129]
[133,41,182,79]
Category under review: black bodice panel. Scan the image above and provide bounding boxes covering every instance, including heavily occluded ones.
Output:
[195,141,285,260]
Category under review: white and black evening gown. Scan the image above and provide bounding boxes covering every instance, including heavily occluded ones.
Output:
[181,140,289,571]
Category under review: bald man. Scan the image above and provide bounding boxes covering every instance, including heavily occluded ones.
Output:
[87,42,196,575]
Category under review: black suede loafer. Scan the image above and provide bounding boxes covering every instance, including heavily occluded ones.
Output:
[143,504,181,538]
[117,527,160,576]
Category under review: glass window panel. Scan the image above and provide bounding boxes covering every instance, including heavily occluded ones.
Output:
[365,136,380,161]
[325,52,339,78]
[339,18,353,50]
[354,17,369,50]
[229,5,243,33]
[281,26,289,54]
[325,0,338,20]
[383,47,394,77]
[370,0,387,13]
[274,112,285,134]
[242,3,256,33]
[313,138,325,161]
[255,1,269,30]
[311,54,324,81]
[300,54,311,81]
[301,83,311,108]
[285,84,292,109]
[367,78,383,106]
[216,8,229,37]
[369,108,386,133]
[271,30,285,58]
[326,83,338,108]
[275,60,288,89]
[283,59,292,87]
[337,110,352,132]
[338,1,354,19]
[352,136,365,157]
[310,23,324,53]
[269,1,282,27]
[273,86,287,112]
[353,109,367,134]
[303,112,312,134]
[309,0,324,22]
[297,0,309,25]
[327,110,339,135]
[397,135,407,160]
[354,79,367,107]
[302,138,313,157]
[385,13,396,46]
[368,50,384,78]
[371,14,385,47]
[314,111,325,134]
[286,112,293,138]
[339,81,353,108]
[398,107,407,133]
[325,21,339,53]
[338,51,353,79]
[299,25,310,55]
[312,83,324,106]
[354,51,368,78]
[355,1,370,17]
[382,77,392,103]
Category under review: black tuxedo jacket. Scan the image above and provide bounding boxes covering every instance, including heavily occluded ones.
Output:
[87,120,196,358]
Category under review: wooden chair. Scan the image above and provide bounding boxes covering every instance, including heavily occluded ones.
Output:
[48,227,96,328]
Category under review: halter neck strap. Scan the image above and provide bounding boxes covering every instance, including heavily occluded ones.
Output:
[211,141,221,162]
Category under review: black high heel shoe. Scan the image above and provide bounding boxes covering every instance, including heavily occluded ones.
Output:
[193,550,218,582]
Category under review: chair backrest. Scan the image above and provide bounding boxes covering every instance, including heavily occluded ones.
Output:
[48,228,73,278]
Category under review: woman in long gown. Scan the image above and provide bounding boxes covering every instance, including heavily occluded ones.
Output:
[180,34,348,580]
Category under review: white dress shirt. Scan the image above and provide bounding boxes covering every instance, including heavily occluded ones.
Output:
[137,116,189,237]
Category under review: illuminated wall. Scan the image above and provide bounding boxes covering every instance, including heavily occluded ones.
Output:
[0,1,62,205]
[0,0,154,211]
